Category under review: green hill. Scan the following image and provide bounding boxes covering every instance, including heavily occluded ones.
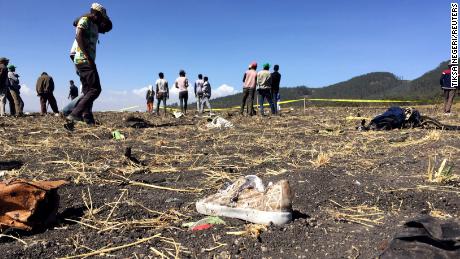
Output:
[311,72,405,99]
[207,60,449,108]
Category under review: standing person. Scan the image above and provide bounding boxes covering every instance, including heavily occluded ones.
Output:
[440,61,458,115]
[36,72,59,115]
[175,70,189,114]
[67,3,112,125]
[68,80,79,100]
[155,72,169,116]
[271,64,281,114]
[240,62,258,116]
[200,76,212,114]
[145,85,155,113]
[257,63,275,115]
[0,57,10,117]
[7,65,24,116]
[194,74,204,112]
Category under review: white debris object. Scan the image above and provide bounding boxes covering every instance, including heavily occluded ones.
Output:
[206,116,234,129]
[173,111,184,118]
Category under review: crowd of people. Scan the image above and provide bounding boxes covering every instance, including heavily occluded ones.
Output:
[240,63,282,116]
[0,2,457,124]
[142,62,282,117]
[144,71,213,116]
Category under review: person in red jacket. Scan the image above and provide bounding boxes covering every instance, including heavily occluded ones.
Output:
[440,61,458,115]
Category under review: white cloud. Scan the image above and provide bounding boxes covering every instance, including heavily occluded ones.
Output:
[211,84,238,99]
[132,86,149,97]
[20,84,32,96]
[108,90,128,95]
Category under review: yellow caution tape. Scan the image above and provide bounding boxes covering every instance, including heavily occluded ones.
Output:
[159,98,423,112]
[304,98,422,103]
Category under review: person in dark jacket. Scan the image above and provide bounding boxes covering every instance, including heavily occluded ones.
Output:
[67,3,112,125]
[271,64,281,114]
[36,72,59,115]
[68,80,79,100]
[440,61,458,115]
[8,65,24,116]
[0,57,11,116]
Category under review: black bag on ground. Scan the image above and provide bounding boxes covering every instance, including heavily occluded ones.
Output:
[380,215,460,259]
[369,107,406,130]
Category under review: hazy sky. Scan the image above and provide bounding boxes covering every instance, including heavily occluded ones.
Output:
[0,0,452,111]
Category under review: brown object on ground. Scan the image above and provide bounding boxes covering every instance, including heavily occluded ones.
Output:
[0,179,67,231]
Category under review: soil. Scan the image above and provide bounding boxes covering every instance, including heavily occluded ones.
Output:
[0,105,459,258]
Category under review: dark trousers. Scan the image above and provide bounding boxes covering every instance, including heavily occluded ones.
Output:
[444,89,456,113]
[272,90,279,114]
[241,88,256,115]
[156,96,167,115]
[257,88,276,115]
[39,92,59,114]
[71,63,102,120]
[179,91,188,114]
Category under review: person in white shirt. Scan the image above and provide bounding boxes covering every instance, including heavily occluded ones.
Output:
[155,72,169,116]
[194,74,204,112]
[175,70,189,114]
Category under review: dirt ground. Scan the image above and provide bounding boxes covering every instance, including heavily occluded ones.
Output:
[0,104,459,259]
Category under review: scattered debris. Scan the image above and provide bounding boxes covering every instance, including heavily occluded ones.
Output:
[196,176,293,225]
[380,215,460,258]
[124,116,151,128]
[173,111,184,118]
[359,106,460,131]
[182,216,226,231]
[0,179,67,231]
[112,130,125,140]
[206,116,234,129]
